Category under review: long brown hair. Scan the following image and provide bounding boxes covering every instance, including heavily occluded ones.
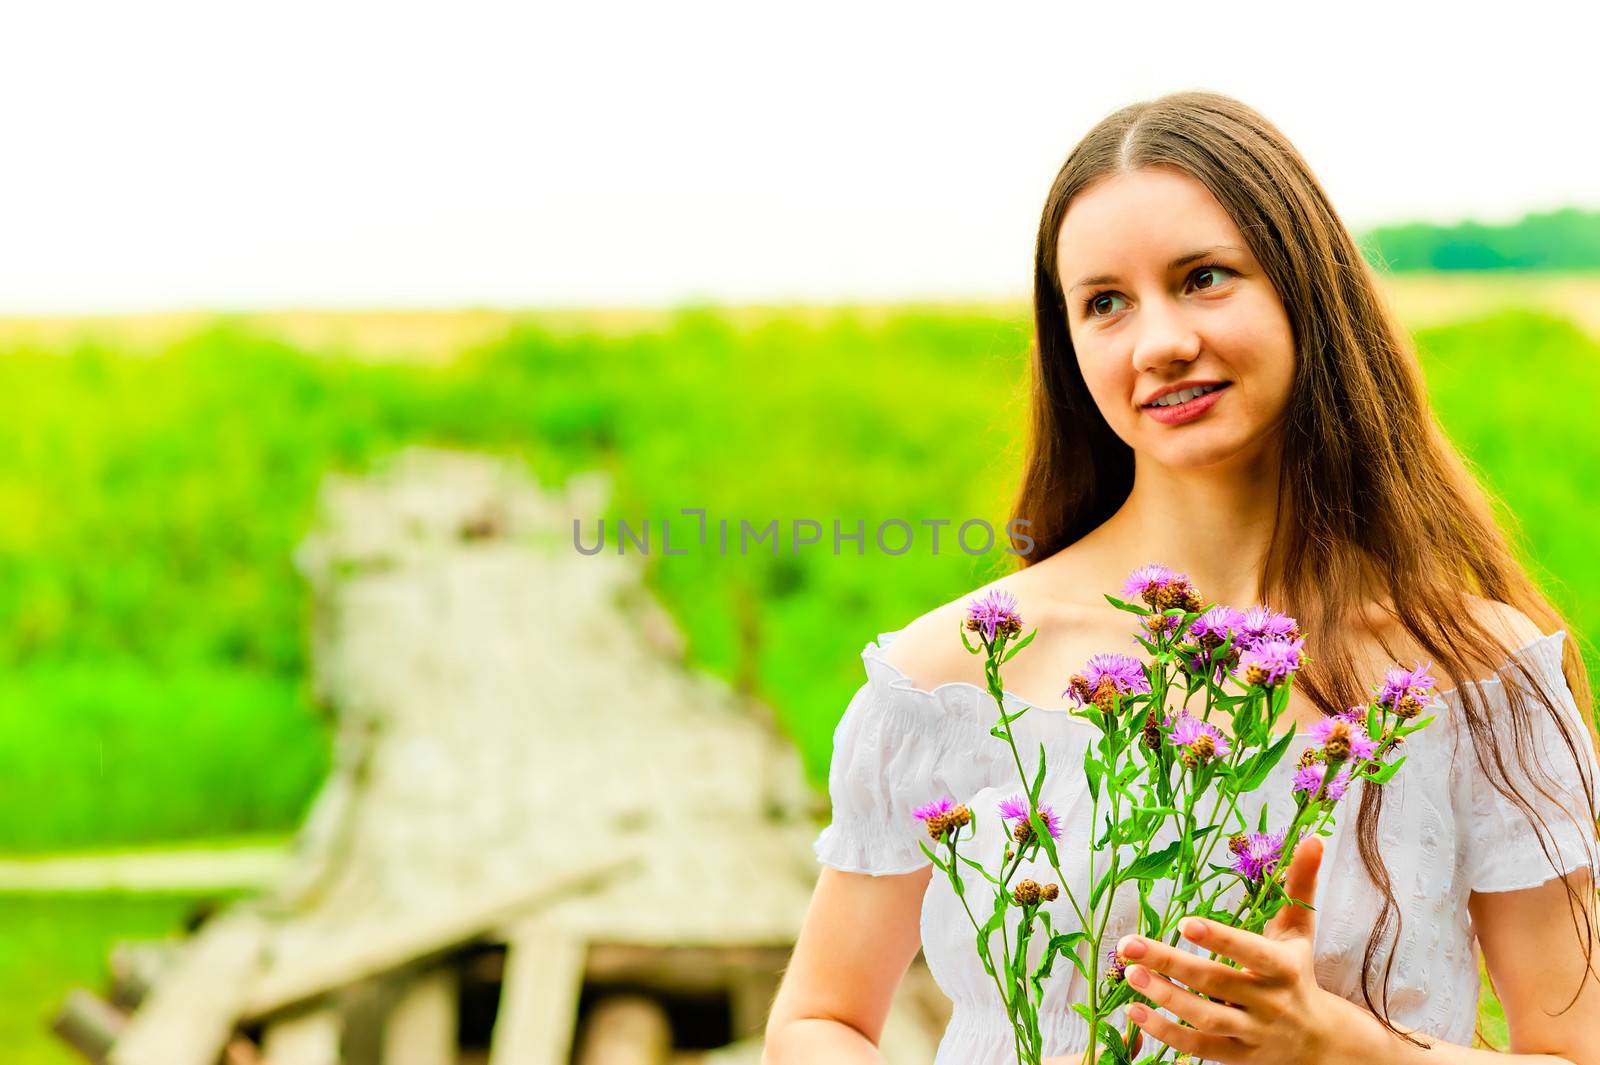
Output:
[1012,89,1600,1044]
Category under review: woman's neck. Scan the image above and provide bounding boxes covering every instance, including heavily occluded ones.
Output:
[1085,446,1283,610]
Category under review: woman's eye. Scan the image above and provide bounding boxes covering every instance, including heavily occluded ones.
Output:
[1086,292,1125,318]
[1080,264,1233,320]
[1190,264,1232,290]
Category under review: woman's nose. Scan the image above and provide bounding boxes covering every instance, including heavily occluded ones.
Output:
[1129,297,1202,374]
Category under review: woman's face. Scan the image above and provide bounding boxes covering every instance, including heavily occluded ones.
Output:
[1056,166,1296,472]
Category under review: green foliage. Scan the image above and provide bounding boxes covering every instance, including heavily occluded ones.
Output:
[1361,207,1600,272]
[0,893,222,1064]
[0,303,1594,857]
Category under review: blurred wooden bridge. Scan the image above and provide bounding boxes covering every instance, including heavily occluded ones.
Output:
[57,447,946,1065]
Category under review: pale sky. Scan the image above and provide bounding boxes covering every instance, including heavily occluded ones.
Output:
[1,1,1595,313]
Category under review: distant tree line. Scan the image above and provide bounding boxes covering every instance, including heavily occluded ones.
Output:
[1358,206,1600,272]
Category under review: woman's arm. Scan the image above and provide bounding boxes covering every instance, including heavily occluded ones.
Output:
[762,863,933,1063]
[1379,868,1600,1065]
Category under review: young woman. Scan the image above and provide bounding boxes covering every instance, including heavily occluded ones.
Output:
[763,91,1600,1063]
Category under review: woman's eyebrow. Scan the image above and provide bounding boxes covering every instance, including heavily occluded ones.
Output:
[1068,244,1246,293]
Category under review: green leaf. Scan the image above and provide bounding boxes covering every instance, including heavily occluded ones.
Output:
[1030,743,1048,804]
[1403,714,1436,735]
[1140,889,1161,936]
[955,851,1000,885]
[1269,681,1292,719]
[1125,840,1181,880]
[1001,628,1037,662]
[1237,725,1298,791]
[1098,1023,1132,1064]
[959,624,978,654]
[1365,755,1407,784]
[1084,746,1103,804]
[1090,867,1115,910]
[1103,593,1149,616]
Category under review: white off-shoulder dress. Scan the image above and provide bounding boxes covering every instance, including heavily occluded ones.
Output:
[812,627,1600,1063]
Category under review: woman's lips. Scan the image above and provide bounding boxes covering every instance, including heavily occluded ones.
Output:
[1143,382,1230,425]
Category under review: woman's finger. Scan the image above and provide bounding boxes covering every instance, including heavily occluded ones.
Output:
[1125,1002,1237,1062]
[1116,933,1262,1005]
[1179,915,1289,979]
[1124,963,1252,1039]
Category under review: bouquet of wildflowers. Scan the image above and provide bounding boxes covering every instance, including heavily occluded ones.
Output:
[913,564,1440,1065]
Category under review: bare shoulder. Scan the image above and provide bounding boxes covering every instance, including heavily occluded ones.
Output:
[880,553,1094,694]
[1360,594,1549,671]
[879,589,993,693]
[1462,596,1548,652]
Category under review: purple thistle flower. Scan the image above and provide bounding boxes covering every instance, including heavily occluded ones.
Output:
[1235,636,1307,687]
[965,588,1023,643]
[1292,763,1353,802]
[997,794,1062,840]
[1235,605,1302,650]
[1229,830,1285,881]
[1167,711,1233,759]
[1104,946,1128,983]
[1122,562,1181,602]
[1376,662,1440,718]
[1188,604,1245,647]
[912,796,956,823]
[1310,715,1378,761]
[1063,653,1151,707]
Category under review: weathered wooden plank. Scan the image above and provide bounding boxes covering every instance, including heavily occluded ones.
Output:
[52,988,128,1063]
[573,995,672,1065]
[382,967,458,1065]
[487,921,586,1065]
[261,1007,341,1065]
[244,851,633,1019]
[107,911,269,1065]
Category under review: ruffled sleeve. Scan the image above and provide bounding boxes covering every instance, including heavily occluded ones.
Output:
[1458,630,1600,894]
[812,629,1003,875]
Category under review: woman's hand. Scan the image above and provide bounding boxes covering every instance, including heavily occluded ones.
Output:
[1114,835,1378,1063]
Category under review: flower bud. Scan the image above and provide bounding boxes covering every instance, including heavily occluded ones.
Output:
[1154,581,1188,611]
[1188,733,1215,765]
[1042,883,1060,901]
[1322,720,1352,761]
[1013,879,1043,906]
[1142,711,1162,750]
[1092,677,1119,711]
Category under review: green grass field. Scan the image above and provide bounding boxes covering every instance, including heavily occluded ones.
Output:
[1,304,1595,854]
[0,893,223,1065]
[0,294,1592,1057]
